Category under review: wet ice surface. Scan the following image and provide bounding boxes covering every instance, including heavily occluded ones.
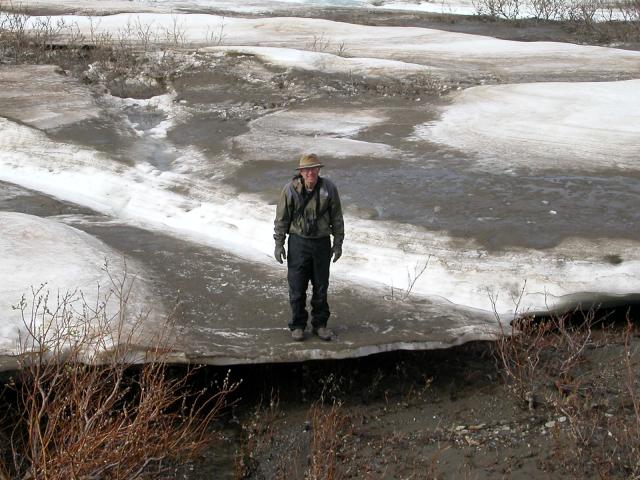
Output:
[0,209,163,369]
[1,5,639,364]
[0,65,101,130]
[71,220,498,364]
[0,183,498,369]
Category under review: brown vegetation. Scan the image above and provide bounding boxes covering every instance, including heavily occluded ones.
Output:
[494,310,640,478]
[0,269,236,480]
[472,0,640,42]
[224,307,639,480]
[0,0,190,98]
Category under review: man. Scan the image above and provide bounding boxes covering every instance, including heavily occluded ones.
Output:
[273,153,344,341]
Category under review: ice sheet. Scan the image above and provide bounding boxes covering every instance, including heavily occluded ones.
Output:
[1,116,639,317]
[415,80,640,171]
[11,0,627,20]
[0,212,162,356]
[1,8,639,325]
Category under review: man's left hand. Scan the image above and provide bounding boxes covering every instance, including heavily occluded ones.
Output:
[331,244,342,263]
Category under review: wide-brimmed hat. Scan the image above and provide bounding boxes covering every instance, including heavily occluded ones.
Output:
[296,153,324,170]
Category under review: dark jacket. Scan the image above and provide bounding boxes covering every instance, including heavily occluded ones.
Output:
[274,175,344,247]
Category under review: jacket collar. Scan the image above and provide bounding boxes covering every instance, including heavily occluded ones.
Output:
[294,175,322,195]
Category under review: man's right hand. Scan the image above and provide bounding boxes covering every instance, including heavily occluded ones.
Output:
[274,244,286,264]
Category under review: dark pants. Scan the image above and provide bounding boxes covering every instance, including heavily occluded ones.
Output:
[287,234,331,330]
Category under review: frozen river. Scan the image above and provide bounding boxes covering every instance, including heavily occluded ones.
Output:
[1,2,639,366]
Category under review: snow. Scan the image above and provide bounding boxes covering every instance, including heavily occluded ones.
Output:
[0,212,161,356]
[11,0,628,20]
[375,0,477,16]
[415,80,640,171]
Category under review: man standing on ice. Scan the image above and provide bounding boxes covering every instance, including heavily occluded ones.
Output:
[273,153,344,342]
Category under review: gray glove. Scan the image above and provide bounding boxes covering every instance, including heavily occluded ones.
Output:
[331,244,342,263]
[274,244,286,264]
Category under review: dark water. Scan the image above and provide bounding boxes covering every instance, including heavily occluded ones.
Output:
[233,158,640,250]
[48,93,640,252]
[164,72,640,251]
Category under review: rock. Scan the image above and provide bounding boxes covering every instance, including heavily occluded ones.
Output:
[469,424,486,430]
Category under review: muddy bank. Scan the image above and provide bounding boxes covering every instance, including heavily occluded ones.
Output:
[172,310,640,479]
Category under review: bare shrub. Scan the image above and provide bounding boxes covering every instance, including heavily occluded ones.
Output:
[472,0,522,19]
[1,269,236,480]
[469,0,640,42]
[0,5,189,98]
[564,0,640,42]
[566,0,602,24]
[306,400,351,480]
[387,255,431,301]
[306,32,331,52]
[530,0,568,19]
[609,0,640,40]
[207,16,227,46]
[618,0,640,22]
[545,318,640,478]
[494,305,640,477]
[163,15,188,47]
[234,389,281,479]
[133,16,158,52]
[493,315,552,408]
[335,40,348,57]
[0,1,31,62]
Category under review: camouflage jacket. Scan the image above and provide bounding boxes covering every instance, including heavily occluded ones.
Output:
[274,175,344,247]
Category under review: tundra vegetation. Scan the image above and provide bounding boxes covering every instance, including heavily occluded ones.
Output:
[0,0,197,98]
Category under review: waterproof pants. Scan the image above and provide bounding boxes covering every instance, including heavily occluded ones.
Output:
[287,234,331,330]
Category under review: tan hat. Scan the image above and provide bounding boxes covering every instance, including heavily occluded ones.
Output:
[297,153,324,170]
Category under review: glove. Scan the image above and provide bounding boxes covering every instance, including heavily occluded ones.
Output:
[274,244,286,264]
[331,244,342,263]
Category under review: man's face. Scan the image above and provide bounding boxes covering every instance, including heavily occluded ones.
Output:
[300,167,320,189]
